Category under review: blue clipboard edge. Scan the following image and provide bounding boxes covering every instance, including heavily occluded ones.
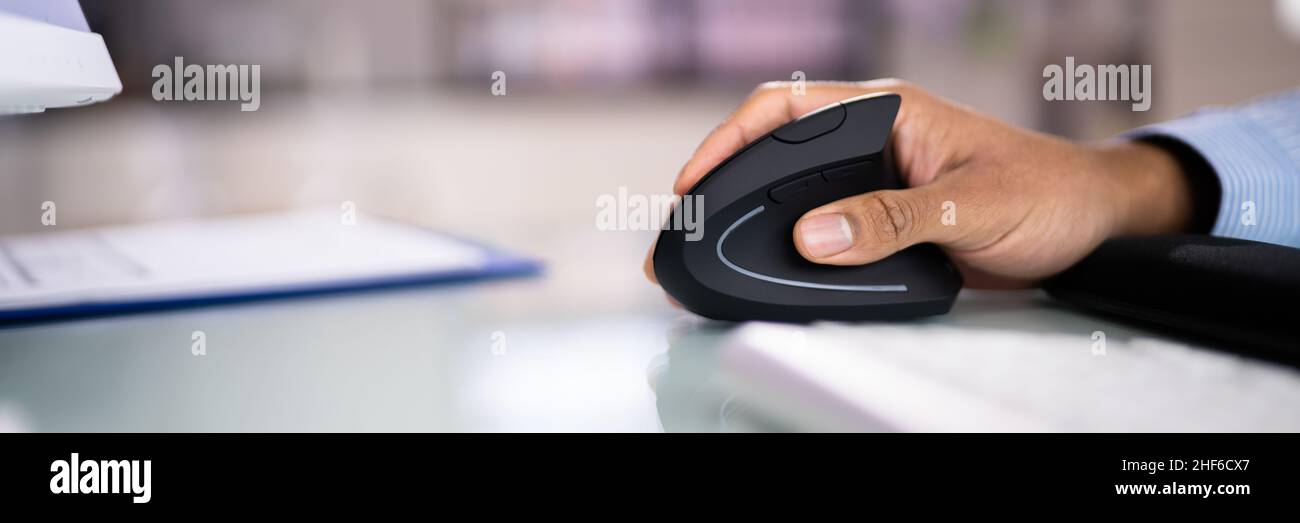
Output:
[0,227,543,327]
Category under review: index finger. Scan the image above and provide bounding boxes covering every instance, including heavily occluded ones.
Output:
[672,80,907,195]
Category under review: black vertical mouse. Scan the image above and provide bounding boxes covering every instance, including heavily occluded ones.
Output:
[653,93,962,323]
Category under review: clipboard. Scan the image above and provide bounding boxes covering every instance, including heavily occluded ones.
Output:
[0,209,541,323]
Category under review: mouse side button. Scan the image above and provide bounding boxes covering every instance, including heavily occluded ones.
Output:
[768,173,825,203]
[822,159,873,181]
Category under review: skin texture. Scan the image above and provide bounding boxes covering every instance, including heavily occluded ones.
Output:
[645,79,1194,290]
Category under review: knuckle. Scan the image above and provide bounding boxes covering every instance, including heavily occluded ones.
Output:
[858,193,916,245]
[715,120,745,142]
[871,78,925,100]
[751,82,791,100]
[704,117,741,144]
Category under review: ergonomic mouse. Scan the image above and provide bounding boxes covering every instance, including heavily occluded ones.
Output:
[653,92,962,323]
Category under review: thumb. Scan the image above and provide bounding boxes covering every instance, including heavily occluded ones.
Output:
[793,183,961,265]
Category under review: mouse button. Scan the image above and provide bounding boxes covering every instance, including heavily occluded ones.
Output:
[821,160,873,181]
[840,95,900,152]
[768,172,826,203]
[771,102,846,144]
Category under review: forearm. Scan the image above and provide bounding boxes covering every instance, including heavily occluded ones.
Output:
[1091,140,1197,237]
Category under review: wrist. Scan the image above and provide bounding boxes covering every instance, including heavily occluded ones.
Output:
[1088,140,1195,237]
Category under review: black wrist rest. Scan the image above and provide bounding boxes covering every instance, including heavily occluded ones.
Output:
[1044,235,1300,366]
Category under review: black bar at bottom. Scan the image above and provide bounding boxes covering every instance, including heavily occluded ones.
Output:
[0,433,1293,510]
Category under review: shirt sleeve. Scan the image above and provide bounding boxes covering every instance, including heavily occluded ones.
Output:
[1124,89,1300,248]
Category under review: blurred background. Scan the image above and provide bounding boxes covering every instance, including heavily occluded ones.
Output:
[2,0,1300,316]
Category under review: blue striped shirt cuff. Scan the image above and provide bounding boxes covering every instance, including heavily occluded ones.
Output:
[1124,89,1300,248]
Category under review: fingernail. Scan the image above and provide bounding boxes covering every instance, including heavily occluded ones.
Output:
[799,213,853,258]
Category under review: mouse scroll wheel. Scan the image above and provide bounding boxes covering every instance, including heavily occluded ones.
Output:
[772,103,847,144]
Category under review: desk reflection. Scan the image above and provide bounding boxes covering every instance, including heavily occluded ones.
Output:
[648,317,788,433]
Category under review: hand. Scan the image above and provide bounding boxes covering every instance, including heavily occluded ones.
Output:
[645,79,1195,289]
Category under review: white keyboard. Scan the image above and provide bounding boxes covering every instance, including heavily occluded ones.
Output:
[719,321,1300,432]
